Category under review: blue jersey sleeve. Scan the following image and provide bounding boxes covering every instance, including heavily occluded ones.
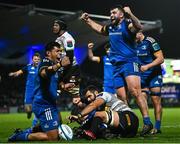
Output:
[38,58,52,74]
[21,65,28,74]
[146,37,161,53]
[102,25,110,35]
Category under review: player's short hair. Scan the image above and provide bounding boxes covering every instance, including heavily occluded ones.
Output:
[45,41,61,55]
[33,52,41,58]
[110,4,125,14]
[82,85,100,96]
[54,19,67,30]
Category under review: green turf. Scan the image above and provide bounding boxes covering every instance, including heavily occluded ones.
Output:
[0,108,180,143]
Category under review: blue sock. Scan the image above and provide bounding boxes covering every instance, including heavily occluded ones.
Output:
[23,127,33,134]
[15,131,29,141]
[155,120,161,130]
[143,117,151,125]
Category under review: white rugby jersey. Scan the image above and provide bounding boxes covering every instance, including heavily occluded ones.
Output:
[96,92,132,112]
[55,31,75,51]
[55,32,76,65]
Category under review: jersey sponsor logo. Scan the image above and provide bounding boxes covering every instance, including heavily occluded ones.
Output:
[45,108,53,121]
[29,71,35,74]
[67,40,73,47]
[137,53,148,56]
[109,32,122,35]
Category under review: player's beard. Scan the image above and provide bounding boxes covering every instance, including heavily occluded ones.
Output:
[111,16,120,26]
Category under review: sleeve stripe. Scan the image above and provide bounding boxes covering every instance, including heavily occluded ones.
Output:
[146,37,156,43]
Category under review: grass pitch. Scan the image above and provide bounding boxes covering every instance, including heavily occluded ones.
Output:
[0,108,180,143]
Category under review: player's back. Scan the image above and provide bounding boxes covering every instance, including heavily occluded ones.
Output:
[96,92,131,112]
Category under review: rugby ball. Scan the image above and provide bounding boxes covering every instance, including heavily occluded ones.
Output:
[58,124,73,140]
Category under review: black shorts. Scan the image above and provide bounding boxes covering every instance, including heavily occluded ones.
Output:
[112,111,139,137]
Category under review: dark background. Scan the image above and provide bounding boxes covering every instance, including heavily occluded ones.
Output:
[0,0,179,58]
[0,0,180,109]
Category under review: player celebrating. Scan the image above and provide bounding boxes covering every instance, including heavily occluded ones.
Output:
[136,31,164,134]
[80,5,153,136]
[9,53,41,126]
[8,42,70,141]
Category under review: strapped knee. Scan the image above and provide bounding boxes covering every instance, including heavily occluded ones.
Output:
[150,91,161,97]
[142,90,150,95]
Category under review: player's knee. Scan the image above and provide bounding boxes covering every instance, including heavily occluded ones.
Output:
[128,87,140,98]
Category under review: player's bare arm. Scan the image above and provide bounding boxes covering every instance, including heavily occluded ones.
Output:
[124,7,143,32]
[40,56,70,78]
[88,42,101,63]
[80,13,104,34]
[141,50,164,72]
[9,70,23,77]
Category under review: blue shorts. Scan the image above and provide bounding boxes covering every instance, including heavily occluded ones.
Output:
[24,86,34,104]
[32,103,60,132]
[141,73,163,88]
[113,62,140,88]
[104,80,116,94]
[103,86,116,94]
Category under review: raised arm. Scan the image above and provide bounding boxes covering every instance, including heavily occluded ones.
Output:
[9,70,23,77]
[80,13,105,35]
[40,56,70,78]
[124,6,143,32]
[88,42,100,63]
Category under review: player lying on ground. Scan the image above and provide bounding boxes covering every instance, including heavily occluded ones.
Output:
[69,85,139,140]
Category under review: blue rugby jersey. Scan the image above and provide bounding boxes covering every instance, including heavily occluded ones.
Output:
[104,20,138,64]
[103,55,116,93]
[136,36,162,75]
[33,58,59,106]
[22,64,38,88]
